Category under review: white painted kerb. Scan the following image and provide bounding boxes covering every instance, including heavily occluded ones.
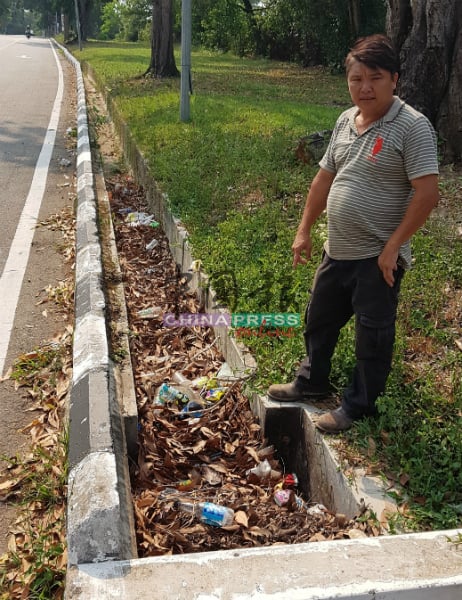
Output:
[67,528,462,599]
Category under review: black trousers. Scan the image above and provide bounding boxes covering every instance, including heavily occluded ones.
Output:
[296,252,404,419]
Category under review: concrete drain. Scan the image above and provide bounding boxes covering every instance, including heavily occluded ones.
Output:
[251,395,393,520]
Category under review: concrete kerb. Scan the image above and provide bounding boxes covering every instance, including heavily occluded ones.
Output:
[59,45,462,597]
[64,530,462,600]
[54,41,137,571]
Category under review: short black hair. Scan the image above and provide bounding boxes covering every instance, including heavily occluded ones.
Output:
[345,34,400,76]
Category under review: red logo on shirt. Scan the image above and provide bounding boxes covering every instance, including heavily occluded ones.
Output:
[367,135,384,163]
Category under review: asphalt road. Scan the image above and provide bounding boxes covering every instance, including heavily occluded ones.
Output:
[0,34,77,553]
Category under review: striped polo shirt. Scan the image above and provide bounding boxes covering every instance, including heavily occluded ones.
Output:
[319,97,439,269]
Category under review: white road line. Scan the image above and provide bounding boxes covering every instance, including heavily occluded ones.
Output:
[0,41,64,376]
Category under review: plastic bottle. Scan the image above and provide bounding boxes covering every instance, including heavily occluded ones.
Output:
[172,372,190,386]
[171,372,202,403]
[126,211,156,226]
[155,383,189,405]
[175,500,234,527]
[180,401,204,419]
[146,238,159,251]
[136,306,162,319]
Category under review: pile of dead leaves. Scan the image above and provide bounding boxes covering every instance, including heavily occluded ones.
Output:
[133,388,379,556]
[108,177,225,390]
[0,336,71,600]
[0,208,75,600]
[108,176,383,557]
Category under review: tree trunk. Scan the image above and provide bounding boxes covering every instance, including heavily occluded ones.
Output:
[387,0,462,162]
[62,13,70,43]
[77,0,89,41]
[147,0,179,78]
[348,0,361,39]
[386,0,413,49]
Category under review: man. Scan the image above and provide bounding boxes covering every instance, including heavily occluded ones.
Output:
[267,34,439,433]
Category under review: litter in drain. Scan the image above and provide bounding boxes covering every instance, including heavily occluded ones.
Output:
[106,175,384,557]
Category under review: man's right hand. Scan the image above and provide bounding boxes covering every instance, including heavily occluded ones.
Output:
[292,231,312,267]
[291,167,334,268]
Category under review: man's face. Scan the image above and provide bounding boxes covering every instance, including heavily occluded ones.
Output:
[347,61,398,117]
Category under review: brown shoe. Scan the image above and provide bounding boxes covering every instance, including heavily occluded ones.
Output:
[315,407,354,433]
[267,381,331,403]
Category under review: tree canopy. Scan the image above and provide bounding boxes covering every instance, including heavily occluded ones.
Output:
[0,0,460,160]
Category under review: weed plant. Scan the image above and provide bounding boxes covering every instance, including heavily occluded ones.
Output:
[74,41,462,531]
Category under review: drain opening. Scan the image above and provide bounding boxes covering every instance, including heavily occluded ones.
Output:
[263,406,311,502]
[257,401,370,520]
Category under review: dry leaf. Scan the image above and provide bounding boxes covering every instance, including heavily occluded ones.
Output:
[234,511,248,527]
[245,446,260,463]
[399,473,410,486]
[192,440,207,454]
[201,466,222,486]
[366,437,376,457]
[206,463,228,474]
[309,532,326,542]
[224,442,236,454]
[248,526,271,538]
[347,529,368,539]
[0,478,22,492]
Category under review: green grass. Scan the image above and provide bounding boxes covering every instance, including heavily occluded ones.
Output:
[74,41,462,531]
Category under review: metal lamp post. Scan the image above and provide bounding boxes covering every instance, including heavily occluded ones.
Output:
[180,0,192,122]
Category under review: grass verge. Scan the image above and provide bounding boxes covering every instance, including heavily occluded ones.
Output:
[0,337,71,599]
[0,207,75,599]
[73,40,462,531]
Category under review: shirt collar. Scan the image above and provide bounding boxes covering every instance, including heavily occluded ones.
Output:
[383,96,404,122]
[349,96,404,131]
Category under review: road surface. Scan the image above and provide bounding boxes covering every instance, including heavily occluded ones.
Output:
[0,34,76,553]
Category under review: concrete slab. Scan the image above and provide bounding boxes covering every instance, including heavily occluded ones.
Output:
[67,529,462,599]
[67,452,136,565]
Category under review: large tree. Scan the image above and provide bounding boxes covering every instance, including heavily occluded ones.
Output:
[387,0,462,162]
[146,0,179,77]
